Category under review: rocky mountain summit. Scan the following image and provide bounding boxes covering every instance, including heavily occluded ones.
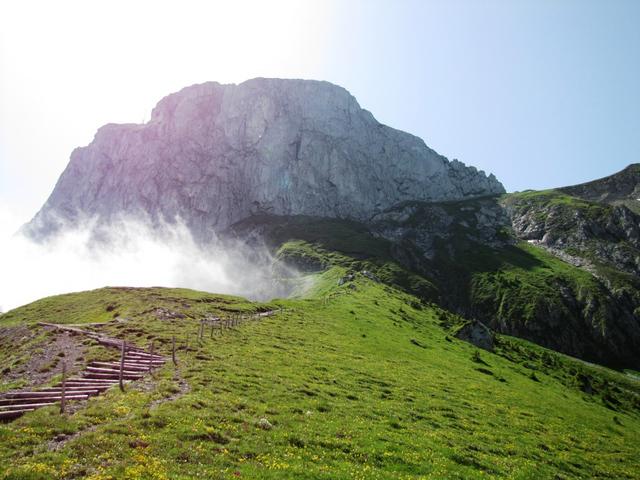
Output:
[26,78,503,239]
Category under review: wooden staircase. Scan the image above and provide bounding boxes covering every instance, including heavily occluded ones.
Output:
[0,345,165,422]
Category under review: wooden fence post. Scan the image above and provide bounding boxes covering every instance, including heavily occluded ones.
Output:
[148,340,155,376]
[119,340,126,392]
[60,362,67,414]
[172,336,177,366]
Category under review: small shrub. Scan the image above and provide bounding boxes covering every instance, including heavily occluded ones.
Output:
[288,436,305,448]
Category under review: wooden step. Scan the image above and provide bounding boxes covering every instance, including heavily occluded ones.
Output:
[58,380,115,385]
[84,367,143,375]
[83,370,143,378]
[82,373,142,380]
[56,382,113,389]
[66,378,119,384]
[77,376,130,383]
[125,355,164,360]
[10,391,99,398]
[125,350,163,358]
[85,366,146,375]
[125,354,164,362]
[64,383,117,389]
[40,385,102,391]
[40,388,102,395]
[122,360,162,366]
[0,409,34,421]
[123,363,162,369]
[123,355,164,361]
[90,362,150,371]
[97,339,130,349]
[0,395,89,406]
[124,358,164,365]
[1,390,97,398]
[0,402,56,410]
[0,339,167,422]
[125,351,163,357]
[57,386,112,392]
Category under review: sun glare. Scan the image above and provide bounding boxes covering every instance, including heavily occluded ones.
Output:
[0,0,335,221]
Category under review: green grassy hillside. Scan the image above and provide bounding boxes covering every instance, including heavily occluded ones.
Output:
[1,270,639,479]
[557,163,640,214]
[233,211,640,369]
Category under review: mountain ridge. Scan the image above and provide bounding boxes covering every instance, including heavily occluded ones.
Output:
[557,163,640,214]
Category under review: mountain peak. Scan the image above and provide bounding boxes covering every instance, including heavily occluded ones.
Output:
[26,78,504,239]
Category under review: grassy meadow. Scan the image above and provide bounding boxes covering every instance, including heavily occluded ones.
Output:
[0,265,638,479]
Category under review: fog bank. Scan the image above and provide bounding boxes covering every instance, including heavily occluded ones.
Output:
[0,209,301,312]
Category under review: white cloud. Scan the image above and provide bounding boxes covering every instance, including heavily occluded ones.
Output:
[0,211,302,312]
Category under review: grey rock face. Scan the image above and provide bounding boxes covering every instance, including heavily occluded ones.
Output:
[371,196,512,260]
[455,321,494,351]
[26,78,504,239]
[505,199,640,278]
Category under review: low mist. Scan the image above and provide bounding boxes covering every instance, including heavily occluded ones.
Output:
[0,210,304,312]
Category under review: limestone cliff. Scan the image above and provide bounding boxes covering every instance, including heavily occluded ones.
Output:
[26,78,504,239]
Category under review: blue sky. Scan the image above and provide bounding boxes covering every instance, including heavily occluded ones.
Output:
[327,0,640,192]
[1,0,639,224]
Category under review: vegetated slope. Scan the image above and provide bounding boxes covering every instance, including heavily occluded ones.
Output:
[335,163,640,370]
[499,188,640,368]
[232,201,640,370]
[402,195,640,370]
[1,276,638,478]
[558,163,640,214]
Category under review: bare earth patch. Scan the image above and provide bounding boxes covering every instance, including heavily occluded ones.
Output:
[0,327,86,388]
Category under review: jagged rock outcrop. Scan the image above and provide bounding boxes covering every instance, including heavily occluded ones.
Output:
[503,190,640,279]
[370,196,512,260]
[26,78,503,240]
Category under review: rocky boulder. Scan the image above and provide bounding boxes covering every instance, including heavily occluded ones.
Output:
[455,320,494,351]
